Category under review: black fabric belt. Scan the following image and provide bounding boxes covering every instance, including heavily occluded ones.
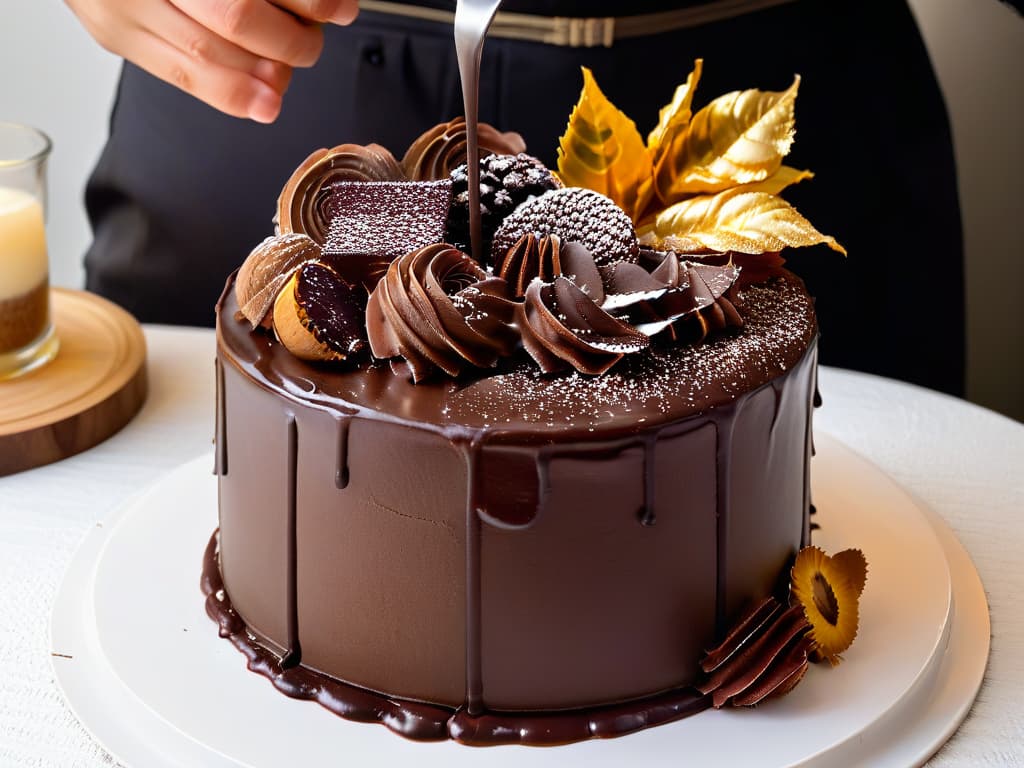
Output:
[359,0,799,46]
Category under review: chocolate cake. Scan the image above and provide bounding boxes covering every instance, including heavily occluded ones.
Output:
[204,63,850,746]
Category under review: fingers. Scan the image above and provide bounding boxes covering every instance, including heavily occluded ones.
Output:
[140,0,293,94]
[274,0,360,24]
[119,25,288,122]
[66,0,347,122]
[169,0,326,68]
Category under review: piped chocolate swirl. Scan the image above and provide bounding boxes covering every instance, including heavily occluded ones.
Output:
[365,243,517,382]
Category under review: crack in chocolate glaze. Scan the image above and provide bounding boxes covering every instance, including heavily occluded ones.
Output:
[369,495,459,542]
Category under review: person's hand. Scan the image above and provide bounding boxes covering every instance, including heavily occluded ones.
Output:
[66,0,360,123]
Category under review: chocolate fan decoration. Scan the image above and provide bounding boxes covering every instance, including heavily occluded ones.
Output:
[627,256,744,341]
[697,596,814,708]
[496,234,562,298]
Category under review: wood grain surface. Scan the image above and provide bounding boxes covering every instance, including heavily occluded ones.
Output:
[0,289,147,476]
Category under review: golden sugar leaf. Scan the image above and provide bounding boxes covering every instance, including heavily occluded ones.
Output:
[637,188,847,255]
[738,166,814,196]
[647,59,703,155]
[556,67,654,223]
[656,76,801,202]
[791,546,869,666]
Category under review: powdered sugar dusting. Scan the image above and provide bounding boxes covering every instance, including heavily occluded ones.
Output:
[447,275,816,432]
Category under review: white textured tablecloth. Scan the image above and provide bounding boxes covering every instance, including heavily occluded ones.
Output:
[1,326,1021,767]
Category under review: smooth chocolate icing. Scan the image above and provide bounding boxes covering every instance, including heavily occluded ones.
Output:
[209,270,817,744]
[202,530,710,745]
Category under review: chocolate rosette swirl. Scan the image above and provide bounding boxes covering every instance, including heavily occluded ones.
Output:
[366,244,518,382]
[401,118,526,181]
[517,275,649,376]
[277,143,406,244]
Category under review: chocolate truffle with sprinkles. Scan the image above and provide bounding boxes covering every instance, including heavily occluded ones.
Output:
[445,153,560,256]
[490,187,639,268]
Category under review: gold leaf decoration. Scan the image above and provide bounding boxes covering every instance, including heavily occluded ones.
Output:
[637,188,847,255]
[738,166,814,196]
[556,67,654,224]
[647,58,703,165]
[656,77,801,202]
[647,60,702,219]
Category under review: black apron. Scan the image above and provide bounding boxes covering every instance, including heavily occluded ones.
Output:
[83,0,965,395]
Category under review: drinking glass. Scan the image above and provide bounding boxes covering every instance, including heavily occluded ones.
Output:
[0,122,59,380]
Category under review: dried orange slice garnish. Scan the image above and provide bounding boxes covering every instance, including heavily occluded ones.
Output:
[790,546,868,666]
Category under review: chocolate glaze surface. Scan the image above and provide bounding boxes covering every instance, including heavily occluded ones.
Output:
[210,270,817,744]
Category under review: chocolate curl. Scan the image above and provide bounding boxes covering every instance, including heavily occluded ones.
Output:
[628,255,744,340]
[640,248,787,290]
[402,117,526,181]
[365,244,517,382]
[235,233,322,328]
[276,143,406,244]
[697,596,814,708]
[517,276,649,376]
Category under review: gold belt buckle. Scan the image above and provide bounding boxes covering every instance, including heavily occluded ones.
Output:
[549,16,617,48]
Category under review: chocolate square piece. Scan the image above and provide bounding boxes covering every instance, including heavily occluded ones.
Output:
[324,180,453,259]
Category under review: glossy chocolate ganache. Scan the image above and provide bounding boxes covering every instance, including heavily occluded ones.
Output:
[208,265,818,745]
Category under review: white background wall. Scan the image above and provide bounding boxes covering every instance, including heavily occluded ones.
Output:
[1,1,1022,421]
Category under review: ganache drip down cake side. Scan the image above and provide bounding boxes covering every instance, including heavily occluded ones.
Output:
[205,61,865,746]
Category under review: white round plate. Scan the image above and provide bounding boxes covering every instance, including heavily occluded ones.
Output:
[51,433,989,767]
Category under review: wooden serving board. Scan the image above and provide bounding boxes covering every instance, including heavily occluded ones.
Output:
[0,289,147,476]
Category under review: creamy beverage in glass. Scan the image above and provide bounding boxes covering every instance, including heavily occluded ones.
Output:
[0,123,58,380]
